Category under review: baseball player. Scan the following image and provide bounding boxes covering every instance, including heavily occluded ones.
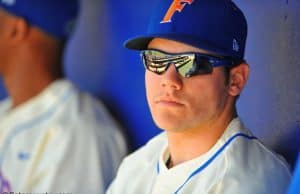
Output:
[107,0,291,193]
[0,0,127,193]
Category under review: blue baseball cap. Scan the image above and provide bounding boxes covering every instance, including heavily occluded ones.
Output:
[0,0,79,40]
[125,0,247,60]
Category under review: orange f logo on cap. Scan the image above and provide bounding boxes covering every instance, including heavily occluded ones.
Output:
[161,0,194,23]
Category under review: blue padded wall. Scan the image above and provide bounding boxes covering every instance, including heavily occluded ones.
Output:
[65,0,160,150]
[234,0,300,167]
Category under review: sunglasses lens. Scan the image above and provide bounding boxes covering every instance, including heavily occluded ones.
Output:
[171,55,213,77]
[175,55,197,77]
[142,50,171,74]
[178,55,213,77]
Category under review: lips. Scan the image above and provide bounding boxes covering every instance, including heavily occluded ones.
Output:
[154,97,184,106]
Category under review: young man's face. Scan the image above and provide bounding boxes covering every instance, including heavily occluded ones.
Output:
[145,38,234,132]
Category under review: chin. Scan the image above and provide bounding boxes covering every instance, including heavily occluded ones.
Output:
[153,116,185,132]
[150,108,189,131]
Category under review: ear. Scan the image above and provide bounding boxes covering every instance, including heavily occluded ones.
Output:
[9,17,29,43]
[227,63,249,97]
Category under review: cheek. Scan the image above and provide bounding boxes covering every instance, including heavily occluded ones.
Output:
[145,71,160,105]
[184,76,228,110]
[202,79,229,111]
[184,83,214,111]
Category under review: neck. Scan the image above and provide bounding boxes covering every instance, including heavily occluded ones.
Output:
[166,109,236,168]
[3,58,61,108]
[0,26,64,108]
[2,39,63,108]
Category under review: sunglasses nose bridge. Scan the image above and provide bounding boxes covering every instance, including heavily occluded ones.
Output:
[160,64,183,90]
[165,61,174,71]
[163,62,182,76]
[163,62,181,77]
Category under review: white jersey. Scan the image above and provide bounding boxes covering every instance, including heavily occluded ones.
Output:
[107,118,291,194]
[0,79,127,194]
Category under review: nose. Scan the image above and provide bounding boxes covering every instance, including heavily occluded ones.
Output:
[160,64,183,90]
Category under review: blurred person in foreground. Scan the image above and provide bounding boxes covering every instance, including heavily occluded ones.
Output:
[0,0,127,193]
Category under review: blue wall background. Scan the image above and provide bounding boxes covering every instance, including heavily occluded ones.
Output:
[0,0,299,167]
[235,0,300,167]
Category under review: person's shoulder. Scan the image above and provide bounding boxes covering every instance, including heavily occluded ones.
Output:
[121,133,167,166]
[107,133,166,194]
[225,118,291,176]
[228,129,291,175]
[49,80,126,152]
[40,81,127,171]
[212,118,291,193]
[55,80,122,132]
[222,131,291,193]
[0,98,11,115]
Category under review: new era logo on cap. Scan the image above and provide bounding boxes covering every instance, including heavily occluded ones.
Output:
[233,38,240,52]
[1,0,15,6]
[161,0,194,23]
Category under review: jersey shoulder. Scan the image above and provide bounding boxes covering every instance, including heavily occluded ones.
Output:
[120,132,166,169]
[218,135,291,194]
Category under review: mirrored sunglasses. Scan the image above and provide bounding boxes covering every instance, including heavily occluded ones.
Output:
[141,49,243,78]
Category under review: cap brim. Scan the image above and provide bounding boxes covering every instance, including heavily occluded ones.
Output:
[124,36,154,50]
